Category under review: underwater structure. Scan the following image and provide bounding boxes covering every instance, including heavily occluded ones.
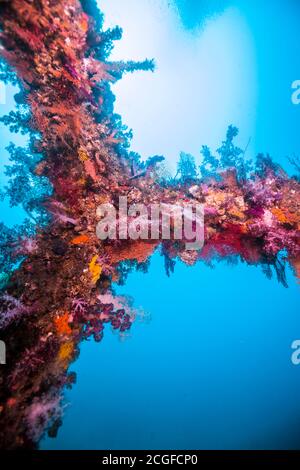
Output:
[0,0,299,448]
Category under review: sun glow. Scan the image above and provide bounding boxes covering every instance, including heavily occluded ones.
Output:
[100,0,257,171]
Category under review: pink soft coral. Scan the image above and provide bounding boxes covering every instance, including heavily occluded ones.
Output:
[26,392,63,441]
[0,294,32,330]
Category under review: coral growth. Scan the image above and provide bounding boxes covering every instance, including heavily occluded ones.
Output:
[0,294,32,330]
[0,0,298,450]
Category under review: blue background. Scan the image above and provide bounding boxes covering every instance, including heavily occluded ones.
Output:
[0,0,299,450]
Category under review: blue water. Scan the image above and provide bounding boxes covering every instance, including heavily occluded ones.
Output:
[42,253,300,450]
[1,0,299,450]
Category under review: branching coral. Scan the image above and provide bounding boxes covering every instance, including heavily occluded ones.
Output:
[0,294,32,330]
[25,392,63,442]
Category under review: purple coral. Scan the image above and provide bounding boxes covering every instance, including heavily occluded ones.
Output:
[46,199,78,225]
[0,294,32,330]
[83,317,104,342]
[111,309,132,332]
[50,210,78,226]
[246,178,282,207]
[13,237,38,256]
[264,228,300,257]
[72,297,88,317]
[26,392,63,442]
[9,336,58,389]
